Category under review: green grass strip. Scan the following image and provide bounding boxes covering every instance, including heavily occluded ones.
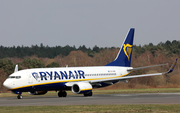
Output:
[1,104,180,113]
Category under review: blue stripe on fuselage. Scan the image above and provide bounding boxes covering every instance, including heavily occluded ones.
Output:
[12,82,67,92]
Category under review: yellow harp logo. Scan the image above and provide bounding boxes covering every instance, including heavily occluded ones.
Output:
[123,44,133,61]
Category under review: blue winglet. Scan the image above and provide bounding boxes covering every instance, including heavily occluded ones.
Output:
[168,58,178,73]
[106,28,135,67]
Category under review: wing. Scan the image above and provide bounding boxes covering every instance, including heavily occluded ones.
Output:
[90,58,178,84]
[66,59,177,87]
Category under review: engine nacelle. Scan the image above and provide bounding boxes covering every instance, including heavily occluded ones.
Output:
[72,82,92,94]
[28,91,48,95]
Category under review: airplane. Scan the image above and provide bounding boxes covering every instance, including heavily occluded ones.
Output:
[3,28,177,99]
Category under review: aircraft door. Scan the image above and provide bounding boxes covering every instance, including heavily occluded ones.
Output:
[27,71,33,84]
[13,80,15,86]
[30,72,41,82]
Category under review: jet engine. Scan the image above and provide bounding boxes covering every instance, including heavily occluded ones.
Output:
[28,91,48,95]
[72,82,92,94]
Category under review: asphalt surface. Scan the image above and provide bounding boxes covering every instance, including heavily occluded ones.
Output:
[1,93,180,106]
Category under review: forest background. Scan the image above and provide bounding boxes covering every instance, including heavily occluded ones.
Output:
[0,40,180,93]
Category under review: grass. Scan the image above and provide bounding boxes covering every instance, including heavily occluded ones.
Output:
[1,104,180,113]
[1,87,180,97]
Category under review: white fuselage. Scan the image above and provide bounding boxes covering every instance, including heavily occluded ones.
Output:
[3,66,132,91]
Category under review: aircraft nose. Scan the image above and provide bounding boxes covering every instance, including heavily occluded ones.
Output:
[3,79,12,89]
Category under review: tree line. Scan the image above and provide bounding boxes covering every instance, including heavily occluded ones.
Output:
[0,40,180,92]
[0,40,179,59]
[133,40,180,57]
[0,44,103,58]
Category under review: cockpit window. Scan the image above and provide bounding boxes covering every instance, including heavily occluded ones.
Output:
[8,76,21,79]
[8,76,15,78]
[16,76,21,79]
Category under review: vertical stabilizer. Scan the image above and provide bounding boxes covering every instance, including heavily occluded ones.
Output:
[14,64,18,73]
[105,28,135,67]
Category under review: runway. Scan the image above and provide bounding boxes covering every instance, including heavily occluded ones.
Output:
[1,93,180,106]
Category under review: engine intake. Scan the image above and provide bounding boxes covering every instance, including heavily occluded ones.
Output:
[72,82,92,94]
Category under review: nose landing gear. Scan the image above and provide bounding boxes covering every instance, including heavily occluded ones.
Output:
[11,91,22,99]
[17,95,22,99]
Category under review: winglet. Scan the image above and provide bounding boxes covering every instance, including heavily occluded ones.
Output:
[14,64,18,73]
[167,58,178,73]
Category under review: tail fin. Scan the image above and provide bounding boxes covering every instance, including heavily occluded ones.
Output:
[14,64,18,73]
[105,28,135,67]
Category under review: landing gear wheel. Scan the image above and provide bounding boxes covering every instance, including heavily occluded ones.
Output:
[83,91,93,97]
[17,95,22,99]
[58,91,62,97]
[58,91,67,97]
[62,91,67,97]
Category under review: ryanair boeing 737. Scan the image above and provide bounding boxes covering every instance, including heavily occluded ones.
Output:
[3,28,177,99]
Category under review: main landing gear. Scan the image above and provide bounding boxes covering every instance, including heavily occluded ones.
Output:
[58,90,67,97]
[83,91,93,97]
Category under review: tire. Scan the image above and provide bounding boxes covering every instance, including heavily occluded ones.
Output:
[62,91,67,97]
[88,92,93,96]
[17,95,22,99]
[84,91,93,97]
[58,91,63,97]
